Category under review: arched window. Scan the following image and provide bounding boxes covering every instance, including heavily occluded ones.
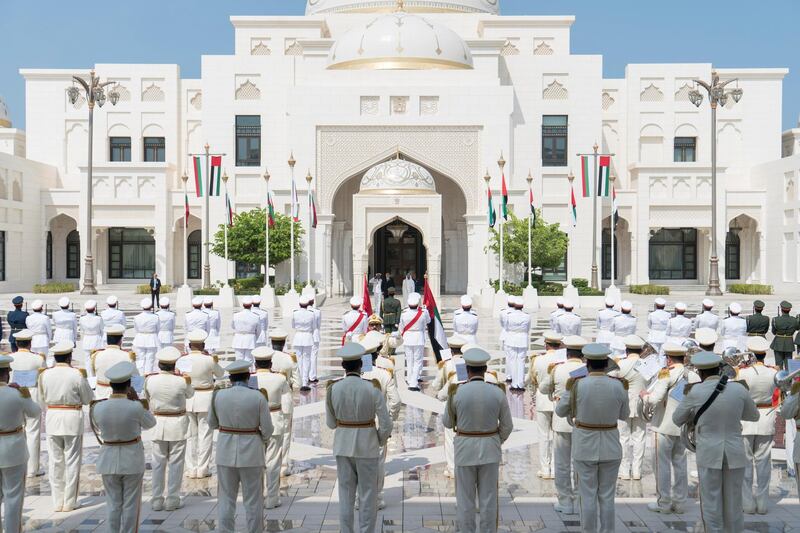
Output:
[66,230,80,279]
[187,230,201,279]
[726,231,741,280]
[46,232,53,279]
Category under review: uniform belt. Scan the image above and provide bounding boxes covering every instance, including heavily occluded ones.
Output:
[47,405,83,410]
[456,428,500,437]
[748,333,766,336]
[193,386,214,391]
[336,420,375,429]
[269,406,282,412]
[104,437,141,446]
[219,426,260,435]
[154,410,186,417]
[756,403,774,409]
[96,380,110,387]
[0,426,23,436]
[576,422,617,431]
[777,335,794,338]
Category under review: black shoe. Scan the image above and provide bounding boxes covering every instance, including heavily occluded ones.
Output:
[408,387,421,392]
[505,378,512,383]
[309,379,319,384]
[300,386,311,392]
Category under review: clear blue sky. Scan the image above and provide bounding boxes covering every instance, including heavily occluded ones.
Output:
[1,1,796,130]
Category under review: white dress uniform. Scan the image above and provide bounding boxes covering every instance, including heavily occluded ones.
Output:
[184,308,210,352]
[442,372,514,533]
[608,352,648,479]
[0,368,42,533]
[673,374,759,533]
[271,348,299,475]
[38,361,94,512]
[291,308,316,387]
[26,311,52,359]
[133,310,160,375]
[92,379,157,533]
[93,346,137,400]
[504,309,531,389]
[309,305,322,382]
[251,306,269,348]
[647,308,671,354]
[144,365,193,510]
[207,375,274,533]
[645,361,700,512]
[9,346,45,477]
[204,307,222,353]
[342,309,368,344]
[79,313,105,362]
[182,348,224,478]
[498,304,513,350]
[665,315,692,347]
[779,385,800,501]
[529,348,558,477]
[720,316,747,351]
[52,309,78,347]
[231,309,260,365]
[595,307,619,346]
[101,308,126,329]
[549,307,565,331]
[325,371,392,533]
[609,313,637,357]
[453,309,479,346]
[737,361,778,513]
[555,369,629,533]
[396,304,431,388]
[556,311,582,336]
[253,363,292,509]
[156,309,176,347]
[693,310,720,332]
[432,356,463,476]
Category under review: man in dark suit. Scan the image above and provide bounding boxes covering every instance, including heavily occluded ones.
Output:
[150,273,162,310]
[381,272,395,298]
[7,296,27,351]
[746,300,769,337]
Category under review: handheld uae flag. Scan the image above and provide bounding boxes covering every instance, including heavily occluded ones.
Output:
[192,156,203,198]
[225,192,234,226]
[487,187,496,228]
[361,274,373,316]
[209,156,223,197]
[290,176,300,222]
[423,280,449,363]
[184,193,190,228]
[267,191,276,228]
[570,185,578,227]
[612,187,619,229]
[501,171,509,220]
[580,155,591,198]
[309,191,318,229]
[598,156,611,197]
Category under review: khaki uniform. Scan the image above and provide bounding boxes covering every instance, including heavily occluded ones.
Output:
[363,355,401,503]
[442,377,513,533]
[673,377,759,533]
[182,351,224,478]
[272,350,299,475]
[779,386,800,501]
[432,358,463,475]
[555,373,629,533]
[609,354,648,478]
[0,382,41,532]
[207,384,273,533]
[737,363,778,513]
[254,369,292,508]
[38,364,93,511]
[528,349,556,477]
[645,363,699,511]
[92,347,137,400]
[144,372,194,508]
[325,374,392,533]
[9,349,45,477]
[92,394,157,533]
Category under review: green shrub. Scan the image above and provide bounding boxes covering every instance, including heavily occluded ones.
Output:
[727,283,773,295]
[571,278,589,288]
[537,282,565,296]
[578,287,604,296]
[275,281,317,296]
[193,288,219,296]
[33,282,77,294]
[136,284,173,295]
[490,279,565,296]
[629,284,671,295]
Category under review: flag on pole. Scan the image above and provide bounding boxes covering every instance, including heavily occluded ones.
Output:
[290,176,300,222]
[580,155,591,197]
[192,157,203,197]
[209,156,223,197]
[267,191,276,228]
[529,179,537,227]
[501,171,509,220]
[361,274,373,316]
[423,280,449,363]
[225,192,234,226]
[598,156,611,197]
[309,192,318,229]
[570,185,578,227]
[184,193,190,228]
[612,186,619,229]
[487,187,496,228]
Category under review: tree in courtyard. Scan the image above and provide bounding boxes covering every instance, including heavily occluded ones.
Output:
[488,210,568,281]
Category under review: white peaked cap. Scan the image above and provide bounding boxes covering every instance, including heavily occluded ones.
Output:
[654,297,666,306]
[702,298,714,308]
[140,298,152,310]
[241,296,253,306]
[159,297,170,307]
[107,295,118,306]
[729,302,742,314]
[562,299,574,310]
[556,297,565,306]
[675,302,687,311]
[203,297,213,305]
[252,295,262,304]
[58,297,70,308]
[84,300,97,310]
[460,295,473,307]
[187,329,208,343]
[407,293,421,306]
[350,296,362,307]
[192,297,203,307]
[621,300,632,312]
[604,297,615,307]
[32,299,44,310]
[106,361,136,383]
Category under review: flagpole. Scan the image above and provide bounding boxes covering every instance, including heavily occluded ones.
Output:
[306,170,313,287]
[181,172,189,288]
[590,143,600,290]
[263,169,271,289]
[203,144,211,289]
[527,171,533,288]
[567,172,575,283]
[498,153,506,293]
[610,174,617,288]
[222,172,230,285]
[288,152,296,293]
[483,171,492,288]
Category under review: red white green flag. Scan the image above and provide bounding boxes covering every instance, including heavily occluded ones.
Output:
[487,186,496,228]
[529,177,537,226]
[570,185,578,227]
[501,171,509,220]
[580,155,591,197]
[225,192,234,226]
[423,280,448,363]
[267,191,276,228]
[192,156,203,197]
[361,273,373,316]
[598,156,611,197]
[184,193,190,228]
[209,156,223,197]
[309,191,318,229]
[612,186,619,229]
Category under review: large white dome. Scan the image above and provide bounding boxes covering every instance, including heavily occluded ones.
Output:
[307,0,499,15]
[0,96,10,128]
[328,11,473,70]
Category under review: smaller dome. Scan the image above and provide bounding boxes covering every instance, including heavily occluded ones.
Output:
[328,12,473,70]
[360,159,436,193]
[0,97,10,128]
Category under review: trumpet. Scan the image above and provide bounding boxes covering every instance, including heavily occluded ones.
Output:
[720,348,757,379]
[774,368,800,393]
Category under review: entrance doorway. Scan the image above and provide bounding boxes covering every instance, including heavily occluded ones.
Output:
[372,220,426,281]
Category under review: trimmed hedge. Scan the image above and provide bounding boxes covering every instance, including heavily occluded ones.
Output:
[33,282,77,294]
[136,284,173,295]
[490,280,566,296]
[629,284,670,295]
[727,283,773,295]
[577,287,604,296]
[571,278,589,288]
[193,288,220,296]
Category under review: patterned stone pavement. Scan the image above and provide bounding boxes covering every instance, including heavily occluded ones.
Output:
[11,293,800,532]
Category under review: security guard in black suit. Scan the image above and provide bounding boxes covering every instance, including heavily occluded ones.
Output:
[7,296,28,351]
[771,301,798,371]
[746,300,770,337]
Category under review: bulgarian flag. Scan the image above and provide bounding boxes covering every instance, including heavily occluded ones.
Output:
[423,280,449,363]
[598,156,611,197]
[309,191,318,229]
[487,186,496,228]
[529,177,537,227]
[570,185,578,227]
[361,273,373,316]
[267,191,276,228]
[209,156,223,197]
[580,155,591,197]
[192,156,203,197]
[612,186,619,229]
[225,192,234,226]
[184,192,190,228]
[501,171,509,220]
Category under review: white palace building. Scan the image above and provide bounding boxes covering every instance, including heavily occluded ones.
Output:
[1,0,800,298]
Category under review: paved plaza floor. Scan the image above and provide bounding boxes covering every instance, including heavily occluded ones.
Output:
[8,289,800,532]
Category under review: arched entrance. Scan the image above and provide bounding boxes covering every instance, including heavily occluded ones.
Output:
[370,219,427,281]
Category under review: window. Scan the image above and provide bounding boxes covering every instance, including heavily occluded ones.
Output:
[66,230,80,279]
[235,115,261,167]
[649,228,697,280]
[0,232,5,282]
[110,137,132,162]
[236,262,261,280]
[187,230,201,279]
[726,231,741,280]
[674,136,697,162]
[601,228,618,281]
[542,251,568,282]
[108,228,155,279]
[46,232,53,279]
[143,137,165,162]
[542,115,568,167]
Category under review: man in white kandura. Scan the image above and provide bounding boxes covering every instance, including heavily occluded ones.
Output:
[133,298,161,375]
[609,335,648,480]
[647,298,671,355]
[26,299,52,361]
[505,296,531,392]
[595,297,619,346]
[292,296,316,391]
[453,295,479,346]
[101,296,127,329]
[9,330,45,478]
[342,297,368,345]
[203,298,221,353]
[443,346,513,533]
[720,302,747,351]
[184,297,210,353]
[232,297,260,366]
[528,330,563,479]
[325,342,392,533]
[52,297,78,348]
[92,325,137,401]
[396,292,430,392]
[555,300,582,336]
[156,297,176,348]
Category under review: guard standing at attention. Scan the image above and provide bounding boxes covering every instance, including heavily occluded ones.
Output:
[8,329,45,478]
[771,301,797,371]
[342,297,369,345]
[452,295,479,346]
[610,335,648,481]
[184,298,210,353]
[101,296,127,330]
[133,298,161,375]
[396,293,430,391]
[26,299,52,361]
[291,296,316,391]
[203,298,222,354]
[745,300,769,337]
[156,297,176,348]
[7,296,29,352]
[528,330,563,479]
[381,287,402,334]
[231,297,260,366]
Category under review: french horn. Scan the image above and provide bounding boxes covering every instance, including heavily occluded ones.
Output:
[681,375,730,453]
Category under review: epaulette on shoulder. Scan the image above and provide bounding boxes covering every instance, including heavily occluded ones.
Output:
[90,398,106,407]
[389,356,396,366]
[658,368,670,380]
[18,387,31,399]
[493,382,507,394]
[367,378,381,391]
[259,388,270,402]
[38,367,47,375]
[612,376,629,391]
[733,380,749,391]
[139,399,149,410]
[448,382,460,397]
[212,355,219,364]
[326,378,341,390]
[79,368,87,379]
[290,353,298,364]
[184,375,192,385]
[566,376,584,391]
[683,383,696,396]
[486,369,498,379]
[548,362,562,374]
[129,352,136,362]
[437,360,445,369]
[791,381,800,396]
[768,365,780,371]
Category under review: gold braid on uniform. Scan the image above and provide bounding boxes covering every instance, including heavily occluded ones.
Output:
[683,383,695,396]
[610,376,629,390]
[447,383,460,427]
[184,375,192,385]
[18,386,31,399]
[658,368,670,380]
[79,368,87,379]
[88,399,106,445]
[259,388,270,402]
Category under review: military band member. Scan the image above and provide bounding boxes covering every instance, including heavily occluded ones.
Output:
[182,330,224,479]
[93,325,137,400]
[292,296,316,391]
[8,296,29,352]
[647,298,671,355]
[381,287,402,334]
[549,297,566,331]
[133,298,161,375]
[156,297,176,348]
[91,361,156,533]
[737,336,778,514]
[308,295,322,384]
[771,300,797,371]
[9,330,45,478]
[595,297,619,346]
[556,343,629,533]
[539,335,587,514]
[325,342,392,533]
[26,299,52,360]
[609,301,636,358]
[665,302,692,347]
[232,297,260,366]
[442,346,513,533]
[269,329,300,476]
[529,330,563,479]
[721,302,747,351]
[779,380,800,501]
[203,298,222,353]
[144,346,193,511]
[39,342,93,512]
[642,343,699,514]
[251,295,269,348]
[396,293,430,391]
[555,300,582,336]
[253,346,292,509]
[0,354,42,532]
[101,295,127,330]
[208,360,273,533]
[696,328,719,353]
[184,298,210,353]
[52,297,77,348]
[673,352,759,533]
[453,295,479,345]
[505,296,531,391]
[746,300,769,337]
[431,335,468,478]
[342,296,369,345]
[610,335,648,480]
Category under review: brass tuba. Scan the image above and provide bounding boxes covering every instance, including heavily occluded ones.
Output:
[720,347,756,379]
[774,368,800,393]
[681,375,730,453]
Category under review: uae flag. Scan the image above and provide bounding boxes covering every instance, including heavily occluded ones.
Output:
[192,156,203,197]
[361,273,373,316]
[423,281,449,363]
[290,176,300,222]
[570,185,578,227]
[184,193,190,227]
[267,191,276,228]
[598,156,611,197]
[309,191,318,229]
[529,179,537,227]
[612,187,619,229]
[225,192,234,226]
[209,156,223,197]
[501,171,509,220]
[580,155,591,198]
[487,187,496,228]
